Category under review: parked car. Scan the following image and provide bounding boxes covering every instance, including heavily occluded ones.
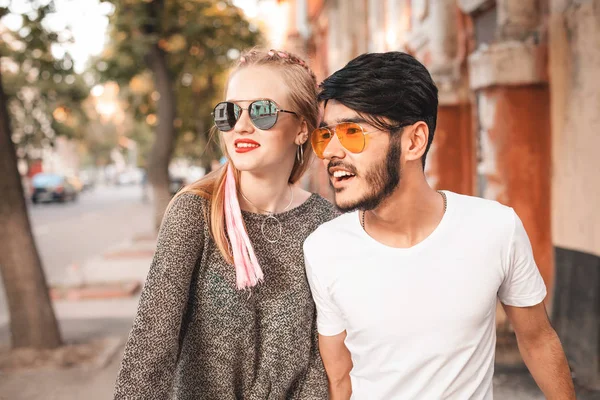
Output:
[31,173,78,203]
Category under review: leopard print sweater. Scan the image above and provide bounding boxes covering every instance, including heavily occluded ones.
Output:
[114,192,339,399]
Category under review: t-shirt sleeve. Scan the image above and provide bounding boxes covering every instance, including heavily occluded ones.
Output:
[498,209,547,307]
[304,245,346,336]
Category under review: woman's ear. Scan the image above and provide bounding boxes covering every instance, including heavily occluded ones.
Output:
[295,119,309,145]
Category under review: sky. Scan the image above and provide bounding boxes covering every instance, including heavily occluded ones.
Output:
[0,0,259,74]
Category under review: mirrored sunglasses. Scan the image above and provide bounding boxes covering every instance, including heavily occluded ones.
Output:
[212,99,298,131]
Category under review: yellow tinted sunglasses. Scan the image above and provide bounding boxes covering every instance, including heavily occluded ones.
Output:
[310,122,378,159]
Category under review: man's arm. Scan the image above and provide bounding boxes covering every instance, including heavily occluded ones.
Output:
[319,331,353,400]
[503,302,575,399]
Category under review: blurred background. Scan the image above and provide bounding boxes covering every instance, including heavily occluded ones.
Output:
[0,0,599,399]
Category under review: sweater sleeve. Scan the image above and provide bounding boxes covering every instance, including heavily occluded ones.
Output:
[114,192,206,399]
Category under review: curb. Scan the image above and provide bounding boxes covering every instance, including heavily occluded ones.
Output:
[103,249,155,259]
[47,233,155,301]
[50,281,141,301]
[0,336,126,374]
[85,336,125,371]
[132,232,157,242]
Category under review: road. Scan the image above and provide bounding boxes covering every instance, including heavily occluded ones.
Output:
[0,184,154,325]
[27,184,154,285]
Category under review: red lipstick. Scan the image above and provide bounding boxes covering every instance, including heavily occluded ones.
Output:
[234,138,261,153]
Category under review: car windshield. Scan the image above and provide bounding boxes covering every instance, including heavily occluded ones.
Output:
[32,174,63,187]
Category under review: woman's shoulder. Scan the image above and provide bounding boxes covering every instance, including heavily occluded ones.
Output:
[168,191,208,216]
[306,192,341,222]
[159,192,208,238]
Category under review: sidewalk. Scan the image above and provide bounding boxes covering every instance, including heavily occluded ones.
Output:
[49,232,155,319]
[1,233,599,399]
[0,232,156,400]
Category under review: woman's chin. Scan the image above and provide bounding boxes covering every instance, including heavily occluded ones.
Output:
[229,157,263,173]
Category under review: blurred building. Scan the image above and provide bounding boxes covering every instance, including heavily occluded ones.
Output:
[267,0,600,388]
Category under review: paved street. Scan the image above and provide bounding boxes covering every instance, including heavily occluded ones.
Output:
[0,185,154,325]
[27,184,153,285]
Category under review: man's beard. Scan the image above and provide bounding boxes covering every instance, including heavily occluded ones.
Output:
[334,139,401,213]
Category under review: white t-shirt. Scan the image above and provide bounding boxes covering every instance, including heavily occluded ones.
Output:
[304,191,547,400]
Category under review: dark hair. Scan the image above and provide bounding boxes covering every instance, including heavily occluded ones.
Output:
[318,52,438,167]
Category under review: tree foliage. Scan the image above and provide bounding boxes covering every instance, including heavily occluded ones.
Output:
[97,0,262,167]
[0,1,89,170]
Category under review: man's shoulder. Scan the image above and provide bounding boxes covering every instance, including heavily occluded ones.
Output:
[304,211,358,251]
[303,212,358,279]
[447,191,517,233]
[449,191,514,216]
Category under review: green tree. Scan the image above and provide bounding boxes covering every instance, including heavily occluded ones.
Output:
[1,2,89,172]
[98,0,261,229]
[0,1,66,349]
[80,117,120,167]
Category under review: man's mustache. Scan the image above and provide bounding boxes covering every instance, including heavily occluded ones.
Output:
[327,160,358,176]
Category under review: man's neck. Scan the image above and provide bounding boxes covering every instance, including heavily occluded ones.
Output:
[363,175,446,249]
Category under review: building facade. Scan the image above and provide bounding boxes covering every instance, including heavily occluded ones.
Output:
[267,0,600,388]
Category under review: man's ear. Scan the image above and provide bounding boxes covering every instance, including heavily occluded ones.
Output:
[401,121,429,162]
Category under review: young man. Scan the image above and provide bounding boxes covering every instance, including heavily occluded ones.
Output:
[303,52,575,399]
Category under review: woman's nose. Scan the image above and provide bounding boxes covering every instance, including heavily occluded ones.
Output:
[234,109,254,134]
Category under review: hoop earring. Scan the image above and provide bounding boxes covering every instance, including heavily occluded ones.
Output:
[296,144,304,164]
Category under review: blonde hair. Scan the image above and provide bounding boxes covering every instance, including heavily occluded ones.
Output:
[175,48,319,264]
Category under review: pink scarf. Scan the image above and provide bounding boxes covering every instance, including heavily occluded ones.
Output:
[224,163,264,289]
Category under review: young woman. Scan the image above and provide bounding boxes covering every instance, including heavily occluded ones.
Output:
[113,49,338,399]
